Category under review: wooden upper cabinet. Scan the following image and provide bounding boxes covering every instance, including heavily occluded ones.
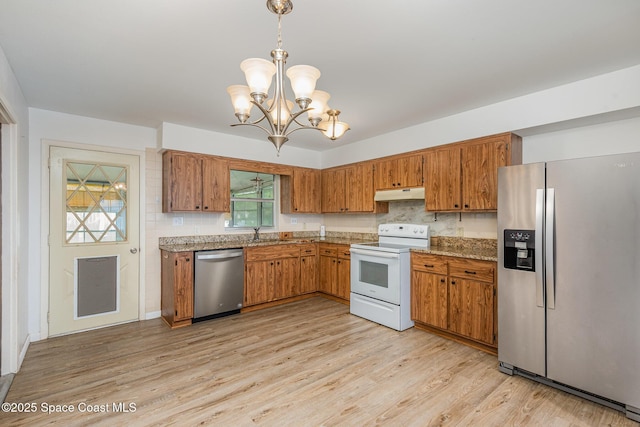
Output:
[202,155,230,212]
[281,167,321,214]
[461,135,513,211]
[321,168,347,213]
[424,132,522,212]
[345,163,375,213]
[374,154,423,190]
[163,150,230,213]
[322,162,387,214]
[425,148,461,211]
[163,151,202,212]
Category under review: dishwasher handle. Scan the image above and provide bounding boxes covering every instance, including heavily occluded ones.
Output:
[197,250,243,260]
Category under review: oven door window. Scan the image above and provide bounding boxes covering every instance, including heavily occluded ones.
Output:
[360,260,388,288]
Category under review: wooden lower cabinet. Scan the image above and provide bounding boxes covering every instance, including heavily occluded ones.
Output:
[411,252,497,350]
[244,244,301,306]
[318,243,351,302]
[161,250,194,328]
[299,244,318,294]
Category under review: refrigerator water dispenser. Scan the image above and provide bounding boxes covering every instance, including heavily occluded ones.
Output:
[503,229,535,271]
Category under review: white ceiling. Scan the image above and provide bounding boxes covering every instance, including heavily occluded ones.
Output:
[1,0,639,151]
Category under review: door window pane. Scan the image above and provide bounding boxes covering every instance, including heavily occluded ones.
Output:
[65,162,128,243]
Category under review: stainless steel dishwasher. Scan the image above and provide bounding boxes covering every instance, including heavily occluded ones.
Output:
[194,249,244,320]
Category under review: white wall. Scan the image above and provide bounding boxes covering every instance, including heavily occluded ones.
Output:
[523,116,640,163]
[0,44,29,375]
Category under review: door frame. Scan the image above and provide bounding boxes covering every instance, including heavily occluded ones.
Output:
[40,139,146,339]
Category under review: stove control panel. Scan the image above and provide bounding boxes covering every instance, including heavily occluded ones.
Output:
[378,223,430,238]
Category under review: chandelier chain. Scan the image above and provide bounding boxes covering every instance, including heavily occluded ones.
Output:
[277,11,283,49]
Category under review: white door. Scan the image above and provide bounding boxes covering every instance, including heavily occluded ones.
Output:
[49,146,140,336]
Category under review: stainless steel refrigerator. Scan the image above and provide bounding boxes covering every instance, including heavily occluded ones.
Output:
[497,152,640,422]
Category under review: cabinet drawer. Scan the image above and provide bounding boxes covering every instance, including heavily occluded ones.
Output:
[319,245,338,257]
[299,244,317,256]
[245,244,300,262]
[448,258,495,283]
[337,245,350,260]
[411,253,447,275]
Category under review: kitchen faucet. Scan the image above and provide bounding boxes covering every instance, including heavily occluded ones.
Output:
[253,227,260,241]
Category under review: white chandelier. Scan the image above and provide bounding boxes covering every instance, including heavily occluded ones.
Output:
[226,0,349,154]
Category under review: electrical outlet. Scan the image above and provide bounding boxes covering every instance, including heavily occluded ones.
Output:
[456,227,464,236]
[173,216,184,226]
[290,217,298,225]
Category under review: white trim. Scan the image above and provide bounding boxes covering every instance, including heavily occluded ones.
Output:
[145,311,161,320]
[0,106,23,374]
[40,139,145,340]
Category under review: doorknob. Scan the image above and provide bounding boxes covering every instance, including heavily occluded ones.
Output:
[130,248,138,254]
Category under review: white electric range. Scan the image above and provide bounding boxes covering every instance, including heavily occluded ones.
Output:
[349,223,430,331]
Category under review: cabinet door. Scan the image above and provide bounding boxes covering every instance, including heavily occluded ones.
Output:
[448,278,495,345]
[275,257,300,299]
[425,148,461,211]
[411,270,447,329]
[374,158,396,190]
[245,260,275,306]
[345,163,374,212]
[319,254,337,294]
[300,255,318,294]
[321,169,346,213]
[461,139,509,211]
[201,156,230,212]
[398,154,424,188]
[336,257,351,300]
[293,168,321,213]
[164,151,202,212]
[174,252,194,321]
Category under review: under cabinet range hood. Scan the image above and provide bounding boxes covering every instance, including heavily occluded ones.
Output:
[374,187,425,201]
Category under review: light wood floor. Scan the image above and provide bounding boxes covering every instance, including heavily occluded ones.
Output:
[4,297,638,426]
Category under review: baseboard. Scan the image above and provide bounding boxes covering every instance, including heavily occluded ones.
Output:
[18,335,30,371]
[145,311,161,320]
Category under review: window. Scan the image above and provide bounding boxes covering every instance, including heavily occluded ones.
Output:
[227,170,275,228]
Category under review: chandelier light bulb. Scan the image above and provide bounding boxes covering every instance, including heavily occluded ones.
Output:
[307,90,330,126]
[319,109,350,140]
[286,65,321,109]
[240,58,276,104]
[267,98,294,126]
[226,85,253,123]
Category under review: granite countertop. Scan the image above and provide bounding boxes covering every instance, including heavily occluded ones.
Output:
[411,236,498,262]
[159,233,497,261]
[158,232,377,253]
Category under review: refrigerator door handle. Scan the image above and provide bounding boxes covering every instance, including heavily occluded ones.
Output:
[535,189,545,307]
[546,188,556,309]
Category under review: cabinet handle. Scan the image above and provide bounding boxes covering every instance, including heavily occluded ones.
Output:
[186,258,190,262]
[464,270,477,275]
[392,183,396,187]
[294,208,298,211]
[424,264,434,268]
[195,205,200,209]
[440,278,446,283]
[464,204,469,208]
[454,204,459,208]
[397,182,401,186]
[204,206,209,210]
[451,280,457,285]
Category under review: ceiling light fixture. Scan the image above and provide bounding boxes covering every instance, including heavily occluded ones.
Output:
[226,0,349,154]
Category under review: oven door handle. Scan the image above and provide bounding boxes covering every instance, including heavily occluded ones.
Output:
[349,248,400,259]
